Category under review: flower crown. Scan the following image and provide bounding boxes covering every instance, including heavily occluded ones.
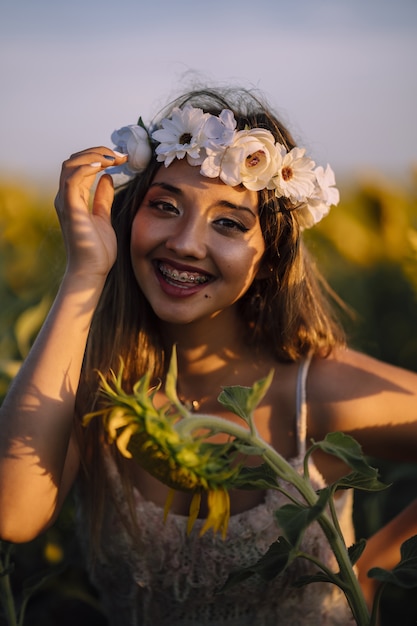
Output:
[109,105,339,228]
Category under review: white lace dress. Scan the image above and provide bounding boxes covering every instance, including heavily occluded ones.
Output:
[78,359,357,626]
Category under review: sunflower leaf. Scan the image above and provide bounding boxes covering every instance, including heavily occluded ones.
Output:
[275,489,329,547]
[232,463,279,490]
[217,385,254,423]
[368,535,417,589]
[293,571,338,588]
[332,471,389,492]
[310,432,377,478]
[348,539,367,566]
[222,536,296,590]
[218,370,274,427]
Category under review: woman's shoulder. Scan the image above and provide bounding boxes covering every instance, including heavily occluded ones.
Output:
[306,346,417,456]
[309,346,417,398]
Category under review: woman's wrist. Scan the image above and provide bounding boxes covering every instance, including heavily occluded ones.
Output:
[62,265,110,292]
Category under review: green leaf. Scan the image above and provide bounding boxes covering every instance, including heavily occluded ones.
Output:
[311,432,377,478]
[332,471,388,492]
[275,490,329,547]
[368,535,417,589]
[218,385,256,423]
[137,116,147,130]
[293,571,338,588]
[348,538,367,566]
[232,463,279,490]
[222,536,296,590]
[246,370,274,412]
[218,370,274,426]
[254,536,297,580]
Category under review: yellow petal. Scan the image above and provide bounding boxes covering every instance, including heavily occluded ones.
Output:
[187,492,202,535]
[115,424,138,458]
[219,489,231,539]
[107,407,134,440]
[200,488,230,540]
[163,488,176,523]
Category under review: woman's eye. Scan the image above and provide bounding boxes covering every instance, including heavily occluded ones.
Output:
[214,218,249,233]
[148,200,178,214]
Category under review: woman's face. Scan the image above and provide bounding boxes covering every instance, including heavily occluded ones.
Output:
[130,160,266,326]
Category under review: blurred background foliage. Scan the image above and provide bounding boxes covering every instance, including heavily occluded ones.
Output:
[0,170,417,624]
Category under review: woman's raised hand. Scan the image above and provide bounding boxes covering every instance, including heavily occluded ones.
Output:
[54,148,128,280]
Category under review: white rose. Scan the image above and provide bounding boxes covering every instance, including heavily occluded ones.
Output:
[218,129,280,190]
[111,125,152,172]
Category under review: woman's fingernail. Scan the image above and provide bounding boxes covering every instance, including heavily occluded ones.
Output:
[90,162,102,168]
[113,150,127,158]
[103,154,116,161]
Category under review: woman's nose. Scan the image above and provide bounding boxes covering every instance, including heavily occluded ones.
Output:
[165,215,207,259]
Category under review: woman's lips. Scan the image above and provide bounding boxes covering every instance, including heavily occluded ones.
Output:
[157,261,213,286]
[153,260,214,297]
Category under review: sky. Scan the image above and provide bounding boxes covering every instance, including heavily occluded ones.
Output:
[1,0,416,188]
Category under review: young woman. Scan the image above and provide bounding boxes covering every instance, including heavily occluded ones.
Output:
[0,87,416,625]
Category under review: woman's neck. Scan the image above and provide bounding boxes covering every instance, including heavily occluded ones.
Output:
[160,308,246,370]
[158,308,274,406]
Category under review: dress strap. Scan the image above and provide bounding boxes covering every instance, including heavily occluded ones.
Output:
[295,353,313,457]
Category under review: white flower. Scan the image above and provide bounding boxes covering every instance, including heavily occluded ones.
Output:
[108,106,339,229]
[296,200,331,229]
[296,165,339,228]
[200,146,226,179]
[313,164,340,206]
[111,125,152,172]
[203,108,236,150]
[152,106,210,167]
[198,109,237,178]
[202,128,280,191]
[272,146,316,203]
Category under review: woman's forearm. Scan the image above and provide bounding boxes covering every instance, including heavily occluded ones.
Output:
[0,272,105,542]
[356,498,417,608]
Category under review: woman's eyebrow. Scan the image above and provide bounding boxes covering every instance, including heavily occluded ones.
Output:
[149,182,183,195]
[218,200,258,218]
[149,182,257,217]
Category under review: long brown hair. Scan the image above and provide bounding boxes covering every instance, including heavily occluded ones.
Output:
[75,87,345,548]
[82,87,343,385]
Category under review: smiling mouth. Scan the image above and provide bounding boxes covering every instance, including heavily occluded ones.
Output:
[158,262,212,286]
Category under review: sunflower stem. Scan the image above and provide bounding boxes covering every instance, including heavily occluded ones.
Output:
[174,412,370,624]
[175,414,318,502]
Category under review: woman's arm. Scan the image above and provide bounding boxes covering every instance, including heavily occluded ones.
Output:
[355,498,417,608]
[309,348,417,468]
[0,148,126,542]
[308,348,417,606]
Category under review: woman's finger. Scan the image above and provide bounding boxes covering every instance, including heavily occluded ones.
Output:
[67,147,127,166]
[54,149,127,213]
[92,174,115,221]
